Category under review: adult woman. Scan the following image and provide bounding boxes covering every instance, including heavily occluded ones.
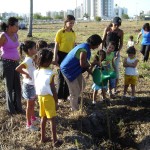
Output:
[60,34,102,111]
[102,16,124,95]
[53,15,76,101]
[136,23,150,62]
[0,17,22,115]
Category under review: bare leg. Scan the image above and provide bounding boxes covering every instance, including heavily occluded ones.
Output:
[93,90,98,102]
[30,100,35,120]
[131,85,135,97]
[50,117,57,144]
[26,100,35,126]
[40,116,47,142]
[123,85,129,96]
[101,88,106,99]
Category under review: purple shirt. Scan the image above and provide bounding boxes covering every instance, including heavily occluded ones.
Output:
[0,32,20,60]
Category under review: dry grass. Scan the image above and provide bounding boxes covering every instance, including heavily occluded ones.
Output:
[0,20,150,150]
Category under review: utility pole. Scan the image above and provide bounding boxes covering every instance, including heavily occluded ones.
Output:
[27,0,33,37]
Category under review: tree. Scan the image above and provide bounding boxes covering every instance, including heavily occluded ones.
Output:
[122,14,129,19]
[54,15,64,20]
[27,0,33,37]
[83,13,89,19]
[33,13,42,20]
[95,16,101,22]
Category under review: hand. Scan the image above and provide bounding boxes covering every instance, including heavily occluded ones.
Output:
[52,60,59,66]
[25,74,32,80]
[85,73,90,79]
[135,40,139,45]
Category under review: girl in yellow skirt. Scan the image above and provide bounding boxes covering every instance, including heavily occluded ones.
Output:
[34,49,62,147]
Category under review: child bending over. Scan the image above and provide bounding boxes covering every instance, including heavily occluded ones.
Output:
[90,49,107,104]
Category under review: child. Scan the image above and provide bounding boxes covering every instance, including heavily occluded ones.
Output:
[104,41,116,99]
[36,40,48,50]
[91,49,107,104]
[34,49,63,147]
[16,40,39,131]
[127,35,135,48]
[122,46,139,101]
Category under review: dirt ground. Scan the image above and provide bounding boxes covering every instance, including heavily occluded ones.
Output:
[0,62,150,150]
[0,21,150,150]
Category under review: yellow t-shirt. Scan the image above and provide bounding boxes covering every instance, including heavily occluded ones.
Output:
[55,28,76,53]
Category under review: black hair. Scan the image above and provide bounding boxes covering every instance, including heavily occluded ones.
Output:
[20,40,36,56]
[63,15,75,33]
[36,40,48,50]
[143,23,150,31]
[96,49,106,61]
[86,34,102,47]
[36,49,53,68]
[129,35,134,40]
[108,41,116,48]
[126,46,136,55]
[0,17,18,32]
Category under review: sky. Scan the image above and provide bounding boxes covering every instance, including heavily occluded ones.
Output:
[0,0,149,17]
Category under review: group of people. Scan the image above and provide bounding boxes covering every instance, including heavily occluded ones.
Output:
[0,15,150,146]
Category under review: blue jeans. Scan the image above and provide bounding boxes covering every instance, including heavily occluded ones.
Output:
[114,52,120,79]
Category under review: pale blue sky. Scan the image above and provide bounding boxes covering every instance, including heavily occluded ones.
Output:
[0,0,149,17]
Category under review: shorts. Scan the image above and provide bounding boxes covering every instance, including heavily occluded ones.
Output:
[92,83,107,91]
[109,78,116,89]
[22,83,36,100]
[38,94,57,119]
[124,75,138,85]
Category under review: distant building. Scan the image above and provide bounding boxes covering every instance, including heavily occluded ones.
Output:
[114,6,128,18]
[83,0,114,20]
[1,12,18,19]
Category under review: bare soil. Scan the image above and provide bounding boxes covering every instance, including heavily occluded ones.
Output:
[0,21,150,150]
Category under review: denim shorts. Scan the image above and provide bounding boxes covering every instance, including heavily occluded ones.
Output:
[92,83,107,91]
[22,83,36,100]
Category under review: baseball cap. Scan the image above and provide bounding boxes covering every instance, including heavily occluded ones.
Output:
[113,17,122,26]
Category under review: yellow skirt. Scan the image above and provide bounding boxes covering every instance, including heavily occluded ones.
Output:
[38,94,57,119]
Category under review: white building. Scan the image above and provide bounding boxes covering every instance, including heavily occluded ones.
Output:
[114,7,128,18]
[83,0,114,20]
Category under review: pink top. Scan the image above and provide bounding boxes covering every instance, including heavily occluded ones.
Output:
[0,32,20,60]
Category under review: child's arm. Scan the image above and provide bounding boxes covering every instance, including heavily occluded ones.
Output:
[128,59,139,68]
[123,58,139,68]
[50,75,58,110]
[15,63,31,79]
[123,58,128,67]
[136,31,142,44]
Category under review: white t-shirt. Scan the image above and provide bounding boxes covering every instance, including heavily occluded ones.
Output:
[22,56,36,85]
[34,68,54,96]
[127,40,135,48]
[125,57,138,76]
